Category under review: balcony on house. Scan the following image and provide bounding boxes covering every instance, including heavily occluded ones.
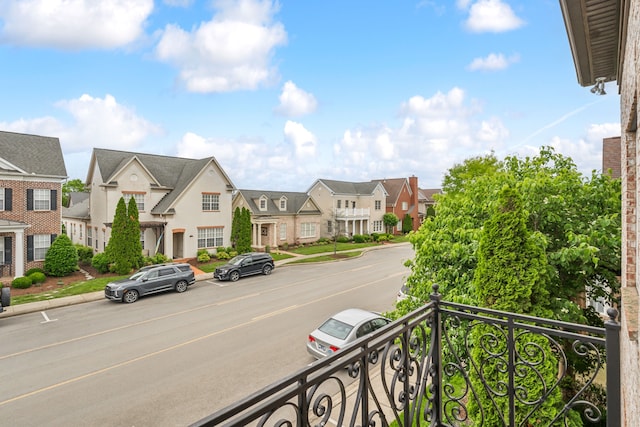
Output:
[334,207,370,220]
[191,285,620,427]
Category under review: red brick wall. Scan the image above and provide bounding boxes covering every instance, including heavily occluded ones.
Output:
[602,136,622,178]
[0,179,62,272]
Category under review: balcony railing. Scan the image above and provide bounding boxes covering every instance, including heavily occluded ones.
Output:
[191,285,620,427]
[334,208,370,219]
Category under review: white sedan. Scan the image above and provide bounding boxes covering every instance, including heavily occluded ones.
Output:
[307,308,390,359]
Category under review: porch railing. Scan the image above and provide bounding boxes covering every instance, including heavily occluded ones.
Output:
[334,208,370,219]
[191,285,620,427]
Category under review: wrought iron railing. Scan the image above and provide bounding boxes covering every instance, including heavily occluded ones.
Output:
[191,285,620,426]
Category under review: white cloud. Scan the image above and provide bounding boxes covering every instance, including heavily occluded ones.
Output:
[154,0,287,93]
[461,0,525,33]
[284,120,317,158]
[468,53,520,71]
[0,0,153,49]
[0,94,160,153]
[275,81,318,117]
[164,0,193,6]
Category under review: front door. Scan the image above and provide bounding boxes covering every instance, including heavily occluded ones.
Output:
[172,232,184,259]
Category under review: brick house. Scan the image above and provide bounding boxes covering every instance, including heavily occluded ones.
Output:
[372,176,421,234]
[0,131,67,278]
[233,189,323,249]
[603,136,622,179]
[560,0,639,422]
[86,148,235,260]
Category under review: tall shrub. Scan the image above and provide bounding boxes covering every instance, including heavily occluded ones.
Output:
[44,234,79,277]
[402,213,413,234]
[105,197,132,274]
[468,186,568,425]
[127,196,144,269]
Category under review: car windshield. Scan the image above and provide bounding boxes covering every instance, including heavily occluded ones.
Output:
[318,318,354,340]
[129,271,146,280]
[228,255,247,266]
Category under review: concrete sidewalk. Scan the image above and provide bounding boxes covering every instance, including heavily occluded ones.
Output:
[0,243,405,318]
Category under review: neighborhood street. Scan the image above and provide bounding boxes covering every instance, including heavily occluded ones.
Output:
[0,244,413,426]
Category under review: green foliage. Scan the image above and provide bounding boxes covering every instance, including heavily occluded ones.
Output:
[12,276,33,289]
[25,267,45,276]
[237,207,252,253]
[426,205,436,218]
[197,252,211,262]
[105,197,131,274]
[468,186,563,424]
[44,234,79,277]
[402,147,621,314]
[28,271,47,284]
[75,244,94,265]
[216,251,230,260]
[144,253,170,265]
[382,212,399,234]
[127,196,144,269]
[352,234,371,243]
[402,213,413,234]
[336,235,351,243]
[91,252,111,274]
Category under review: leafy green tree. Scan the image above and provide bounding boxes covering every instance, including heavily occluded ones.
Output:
[105,197,132,274]
[382,212,399,234]
[44,234,79,277]
[62,178,86,207]
[127,196,143,269]
[403,147,620,319]
[402,213,413,234]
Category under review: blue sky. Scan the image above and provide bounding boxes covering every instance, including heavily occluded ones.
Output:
[0,0,620,190]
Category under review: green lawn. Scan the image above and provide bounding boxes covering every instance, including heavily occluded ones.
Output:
[10,275,127,305]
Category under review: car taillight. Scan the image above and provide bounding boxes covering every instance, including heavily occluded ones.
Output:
[329,345,339,352]
[308,335,316,343]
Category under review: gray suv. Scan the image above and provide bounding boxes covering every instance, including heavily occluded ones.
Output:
[214,252,274,282]
[105,263,196,303]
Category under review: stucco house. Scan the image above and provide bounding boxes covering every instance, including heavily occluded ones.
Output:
[62,192,90,246]
[306,179,388,238]
[0,131,67,278]
[86,148,235,260]
[233,189,323,249]
[560,0,639,422]
[372,176,421,234]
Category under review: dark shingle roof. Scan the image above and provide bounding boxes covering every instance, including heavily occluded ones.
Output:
[237,189,320,215]
[314,179,381,195]
[372,178,408,206]
[91,148,234,215]
[62,196,90,220]
[0,131,67,177]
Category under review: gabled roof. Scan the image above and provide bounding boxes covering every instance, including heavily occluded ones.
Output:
[372,178,410,207]
[88,148,235,215]
[69,191,90,206]
[63,196,90,220]
[236,189,321,215]
[420,188,442,203]
[0,131,67,178]
[308,178,386,196]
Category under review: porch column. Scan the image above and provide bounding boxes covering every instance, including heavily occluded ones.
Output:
[272,223,277,248]
[14,229,25,278]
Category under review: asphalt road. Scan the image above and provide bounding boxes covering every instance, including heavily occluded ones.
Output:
[0,244,414,426]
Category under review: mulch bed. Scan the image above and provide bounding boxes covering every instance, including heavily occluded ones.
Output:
[2,265,120,297]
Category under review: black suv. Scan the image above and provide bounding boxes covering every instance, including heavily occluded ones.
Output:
[214,252,274,282]
[104,263,196,303]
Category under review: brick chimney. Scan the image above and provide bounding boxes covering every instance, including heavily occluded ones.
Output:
[409,176,419,231]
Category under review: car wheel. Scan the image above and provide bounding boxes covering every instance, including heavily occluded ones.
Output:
[262,264,273,275]
[175,280,188,293]
[123,289,139,303]
[1,287,10,307]
[229,271,240,282]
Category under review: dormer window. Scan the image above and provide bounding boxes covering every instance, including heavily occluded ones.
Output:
[259,195,268,211]
[279,196,287,211]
